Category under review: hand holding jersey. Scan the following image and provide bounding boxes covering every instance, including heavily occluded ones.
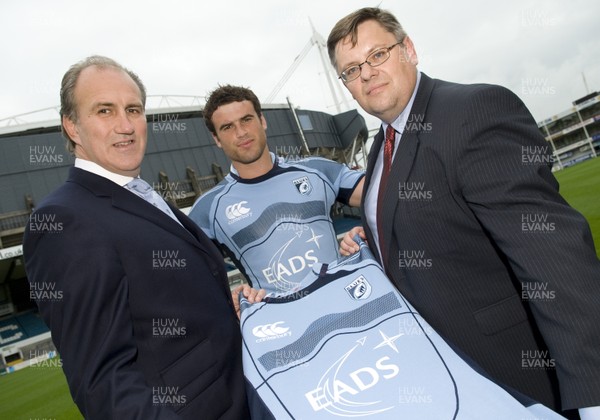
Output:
[339,225,367,256]
[232,284,266,319]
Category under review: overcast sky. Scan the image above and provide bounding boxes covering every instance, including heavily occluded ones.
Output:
[1,0,599,133]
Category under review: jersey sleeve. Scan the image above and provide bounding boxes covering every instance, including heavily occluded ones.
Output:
[188,189,219,239]
[297,157,364,206]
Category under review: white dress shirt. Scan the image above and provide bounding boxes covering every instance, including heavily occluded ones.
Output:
[75,158,134,187]
[74,158,182,225]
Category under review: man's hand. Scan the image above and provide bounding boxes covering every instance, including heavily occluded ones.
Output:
[232,284,266,319]
[339,226,367,256]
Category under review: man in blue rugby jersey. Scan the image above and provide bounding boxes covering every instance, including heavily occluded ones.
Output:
[189,85,364,298]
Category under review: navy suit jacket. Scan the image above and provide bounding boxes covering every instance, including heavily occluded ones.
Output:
[362,73,600,412]
[24,167,249,419]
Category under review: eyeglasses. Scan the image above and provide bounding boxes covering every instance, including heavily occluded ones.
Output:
[339,42,403,83]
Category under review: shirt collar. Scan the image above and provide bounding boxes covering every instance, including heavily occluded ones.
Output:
[74,158,135,187]
[383,71,422,135]
[229,152,277,178]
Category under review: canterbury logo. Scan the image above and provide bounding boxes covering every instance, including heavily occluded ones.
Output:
[252,322,290,339]
[225,201,251,220]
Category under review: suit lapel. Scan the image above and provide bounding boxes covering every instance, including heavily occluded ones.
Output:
[68,168,232,300]
[378,130,419,267]
[170,203,225,262]
[68,168,209,253]
[113,192,206,249]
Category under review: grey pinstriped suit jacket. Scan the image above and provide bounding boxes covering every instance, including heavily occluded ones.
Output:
[362,72,600,415]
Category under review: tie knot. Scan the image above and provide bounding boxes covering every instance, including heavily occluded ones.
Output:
[124,177,183,226]
[126,178,153,195]
[385,124,396,143]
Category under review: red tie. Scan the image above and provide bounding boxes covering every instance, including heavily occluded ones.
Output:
[376,124,396,262]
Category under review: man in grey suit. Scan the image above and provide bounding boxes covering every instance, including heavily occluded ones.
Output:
[23,56,249,419]
[330,7,600,419]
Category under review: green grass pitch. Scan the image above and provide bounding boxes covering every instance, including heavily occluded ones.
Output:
[0,360,82,419]
[554,157,600,257]
[0,158,597,418]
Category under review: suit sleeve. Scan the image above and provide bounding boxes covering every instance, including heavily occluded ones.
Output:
[455,85,600,410]
[24,205,180,420]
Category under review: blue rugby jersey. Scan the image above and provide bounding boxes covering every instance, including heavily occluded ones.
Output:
[188,153,363,294]
[239,239,564,420]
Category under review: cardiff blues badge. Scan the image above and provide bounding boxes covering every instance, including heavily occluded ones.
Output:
[293,176,312,195]
[345,275,372,300]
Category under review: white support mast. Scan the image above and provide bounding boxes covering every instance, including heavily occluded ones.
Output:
[265,19,350,113]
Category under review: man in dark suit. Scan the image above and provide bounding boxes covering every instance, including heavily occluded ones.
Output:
[23,56,249,419]
[329,7,600,419]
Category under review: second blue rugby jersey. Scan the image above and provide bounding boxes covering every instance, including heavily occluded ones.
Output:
[239,239,564,419]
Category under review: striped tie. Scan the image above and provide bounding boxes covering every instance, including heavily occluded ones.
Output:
[376,124,396,262]
[126,178,182,225]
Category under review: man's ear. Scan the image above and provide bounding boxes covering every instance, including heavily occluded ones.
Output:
[260,114,267,131]
[63,115,81,145]
[402,36,419,66]
[212,133,222,149]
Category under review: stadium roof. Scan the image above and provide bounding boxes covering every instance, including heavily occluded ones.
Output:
[0,95,294,137]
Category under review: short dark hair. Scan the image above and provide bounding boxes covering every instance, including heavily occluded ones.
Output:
[203,85,262,135]
[327,7,407,71]
[60,55,146,154]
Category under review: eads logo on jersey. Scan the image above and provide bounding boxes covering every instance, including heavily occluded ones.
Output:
[262,231,320,291]
[304,333,403,416]
[225,200,252,224]
[293,176,313,195]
